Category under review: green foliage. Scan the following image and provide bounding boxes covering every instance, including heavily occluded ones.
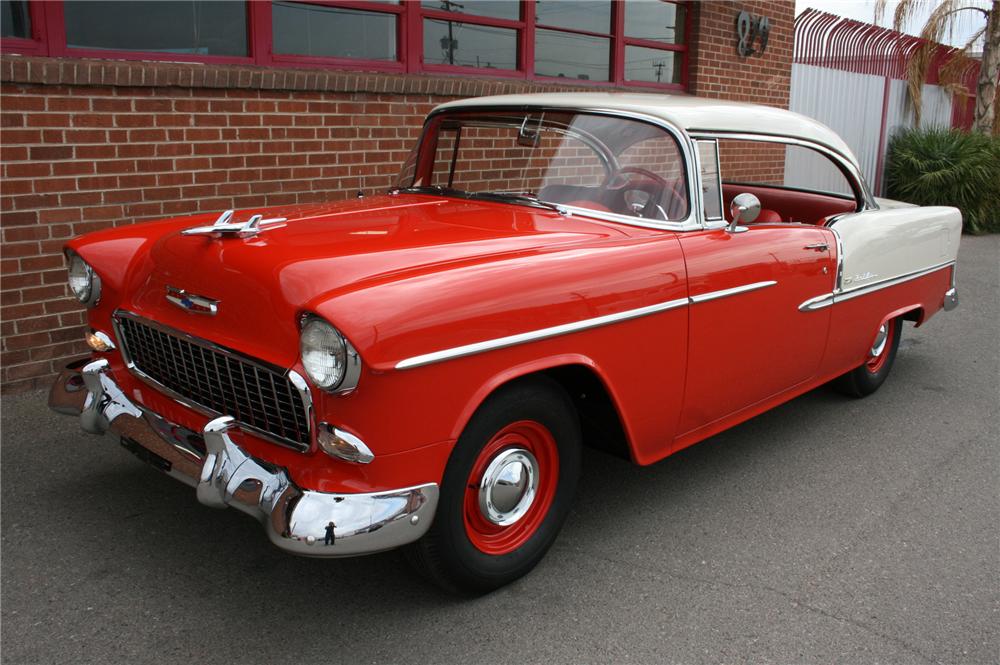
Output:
[885,127,1000,234]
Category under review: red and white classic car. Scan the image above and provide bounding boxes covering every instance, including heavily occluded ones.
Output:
[50,93,961,593]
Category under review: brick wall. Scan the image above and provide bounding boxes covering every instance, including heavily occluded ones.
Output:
[688,1,794,107]
[688,1,795,184]
[0,1,796,393]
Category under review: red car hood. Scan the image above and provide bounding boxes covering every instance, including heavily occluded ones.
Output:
[74,194,634,368]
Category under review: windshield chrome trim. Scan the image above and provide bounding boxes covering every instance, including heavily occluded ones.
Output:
[417,105,701,233]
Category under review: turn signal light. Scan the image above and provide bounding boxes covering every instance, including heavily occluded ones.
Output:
[86,330,115,353]
[317,423,374,464]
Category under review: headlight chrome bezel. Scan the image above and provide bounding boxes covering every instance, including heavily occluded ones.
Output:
[299,315,361,394]
[66,250,101,307]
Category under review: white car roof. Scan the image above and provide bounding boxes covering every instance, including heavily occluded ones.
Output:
[434,92,859,167]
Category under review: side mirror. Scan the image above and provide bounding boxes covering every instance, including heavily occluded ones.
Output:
[728,193,761,233]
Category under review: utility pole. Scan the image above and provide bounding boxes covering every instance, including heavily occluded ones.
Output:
[439,0,464,65]
[653,61,665,82]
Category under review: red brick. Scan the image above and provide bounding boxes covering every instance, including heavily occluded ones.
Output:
[15,314,61,334]
[52,161,96,176]
[5,360,53,380]
[47,97,90,112]
[72,113,116,128]
[38,208,83,223]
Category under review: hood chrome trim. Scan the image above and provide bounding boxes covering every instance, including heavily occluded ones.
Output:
[182,209,288,238]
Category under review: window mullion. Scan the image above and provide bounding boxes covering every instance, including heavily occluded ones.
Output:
[521,0,534,78]
[44,0,66,57]
[405,0,421,73]
[249,0,272,67]
[612,0,625,85]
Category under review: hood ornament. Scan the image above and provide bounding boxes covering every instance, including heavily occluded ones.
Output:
[166,286,219,315]
[182,210,288,238]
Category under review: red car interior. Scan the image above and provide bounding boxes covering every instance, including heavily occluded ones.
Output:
[721,182,857,225]
[541,181,857,226]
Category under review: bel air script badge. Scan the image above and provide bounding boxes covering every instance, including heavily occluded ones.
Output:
[844,271,878,285]
[166,286,219,315]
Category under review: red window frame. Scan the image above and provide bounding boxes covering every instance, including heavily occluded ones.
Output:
[0,0,689,91]
[0,0,50,57]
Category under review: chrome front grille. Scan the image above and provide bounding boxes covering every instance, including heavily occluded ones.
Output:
[115,313,311,451]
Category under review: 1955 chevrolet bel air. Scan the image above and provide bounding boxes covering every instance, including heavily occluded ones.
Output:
[49,93,961,593]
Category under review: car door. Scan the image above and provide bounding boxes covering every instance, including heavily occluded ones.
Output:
[675,224,837,437]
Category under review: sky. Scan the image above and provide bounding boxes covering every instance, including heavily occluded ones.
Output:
[792,0,988,49]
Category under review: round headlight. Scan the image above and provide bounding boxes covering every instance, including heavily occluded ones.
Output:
[67,252,100,306]
[300,317,349,390]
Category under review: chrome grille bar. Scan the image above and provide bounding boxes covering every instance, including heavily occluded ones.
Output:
[113,312,311,451]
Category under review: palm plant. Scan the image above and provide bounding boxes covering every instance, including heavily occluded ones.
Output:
[885,127,1000,233]
[877,0,999,135]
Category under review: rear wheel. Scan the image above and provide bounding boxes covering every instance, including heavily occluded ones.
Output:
[406,377,581,594]
[833,317,903,397]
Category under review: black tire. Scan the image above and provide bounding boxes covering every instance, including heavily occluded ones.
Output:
[833,317,903,398]
[405,377,581,594]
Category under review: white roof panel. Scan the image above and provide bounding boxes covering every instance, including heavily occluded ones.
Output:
[434,92,859,167]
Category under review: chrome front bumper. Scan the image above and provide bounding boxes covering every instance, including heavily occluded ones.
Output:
[49,358,438,557]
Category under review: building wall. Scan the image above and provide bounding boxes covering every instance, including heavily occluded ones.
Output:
[689,0,794,183]
[0,1,795,393]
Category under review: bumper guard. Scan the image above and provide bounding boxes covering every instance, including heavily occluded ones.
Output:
[49,358,438,557]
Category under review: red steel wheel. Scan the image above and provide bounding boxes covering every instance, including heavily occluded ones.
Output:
[462,420,559,556]
[405,377,581,594]
[833,316,903,398]
[865,320,896,374]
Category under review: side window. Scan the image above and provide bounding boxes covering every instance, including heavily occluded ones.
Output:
[717,139,854,198]
[782,145,853,196]
[696,140,723,220]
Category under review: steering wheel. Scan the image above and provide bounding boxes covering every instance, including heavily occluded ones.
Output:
[603,167,675,219]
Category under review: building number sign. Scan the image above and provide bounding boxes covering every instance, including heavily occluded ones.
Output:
[736,11,770,57]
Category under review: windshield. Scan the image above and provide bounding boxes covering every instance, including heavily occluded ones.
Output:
[394,109,690,222]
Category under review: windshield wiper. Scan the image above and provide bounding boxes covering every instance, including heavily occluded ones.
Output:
[389,185,467,197]
[390,187,568,215]
[473,192,568,215]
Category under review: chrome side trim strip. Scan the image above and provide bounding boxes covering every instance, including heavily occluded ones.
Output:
[798,261,954,311]
[688,280,776,304]
[835,260,954,302]
[397,280,778,370]
[395,296,689,370]
[798,294,835,311]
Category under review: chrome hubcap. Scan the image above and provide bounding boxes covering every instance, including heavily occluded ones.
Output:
[478,448,539,526]
[870,323,888,357]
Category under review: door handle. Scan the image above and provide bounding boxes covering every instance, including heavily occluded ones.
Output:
[804,243,829,252]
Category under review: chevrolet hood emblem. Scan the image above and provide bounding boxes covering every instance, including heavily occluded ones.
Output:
[166,286,219,315]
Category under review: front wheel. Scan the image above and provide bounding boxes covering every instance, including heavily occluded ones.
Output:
[833,317,903,397]
[406,377,581,594]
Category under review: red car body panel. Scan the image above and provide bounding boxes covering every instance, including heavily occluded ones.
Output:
[67,190,950,494]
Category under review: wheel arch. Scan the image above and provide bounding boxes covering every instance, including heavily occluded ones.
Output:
[449,354,635,462]
[884,303,926,327]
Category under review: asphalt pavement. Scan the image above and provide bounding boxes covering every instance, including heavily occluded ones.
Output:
[2,234,997,665]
